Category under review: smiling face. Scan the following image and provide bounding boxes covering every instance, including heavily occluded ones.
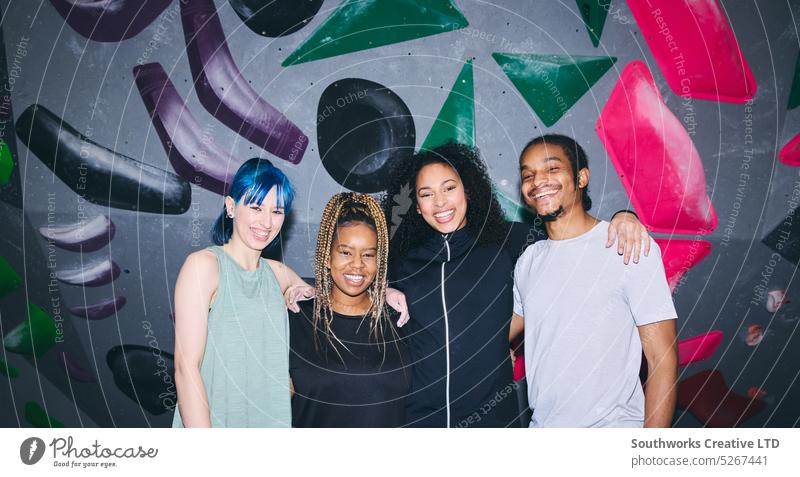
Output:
[520,143,588,220]
[415,162,468,234]
[327,222,378,302]
[225,186,285,251]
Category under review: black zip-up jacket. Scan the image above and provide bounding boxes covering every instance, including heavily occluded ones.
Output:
[392,223,542,427]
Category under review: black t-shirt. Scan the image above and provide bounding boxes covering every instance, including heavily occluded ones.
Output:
[289,300,410,427]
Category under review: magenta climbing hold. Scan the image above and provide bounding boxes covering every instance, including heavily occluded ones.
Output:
[596,61,718,235]
[654,238,712,291]
[779,132,800,166]
[678,331,723,366]
[677,369,764,427]
[626,0,756,103]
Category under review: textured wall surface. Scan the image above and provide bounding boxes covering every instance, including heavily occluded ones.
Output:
[1,0,799,428]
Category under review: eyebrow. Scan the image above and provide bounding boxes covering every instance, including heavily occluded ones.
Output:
[336,244,377,251]
[418,179,457,191]
[520,156,563,170]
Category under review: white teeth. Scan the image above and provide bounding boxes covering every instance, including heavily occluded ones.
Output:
[252,229,270,238]
[534,190,557,199]
[434,210,454,218]
[344,274,365,284]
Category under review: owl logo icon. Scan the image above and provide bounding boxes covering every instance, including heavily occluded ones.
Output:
[20,437,45,465]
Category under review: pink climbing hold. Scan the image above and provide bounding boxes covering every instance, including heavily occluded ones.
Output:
[677,369,765,427]
[597,61,718,235]
[745,324,764,347]
[766,289,789,313]
[747,387,767,400]
[678,330,723,367]
[779,132,800,166]
[627,0,756,103]
[654,238,712,291]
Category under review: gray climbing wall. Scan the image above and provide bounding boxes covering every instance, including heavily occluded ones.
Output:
[1,0,799,428]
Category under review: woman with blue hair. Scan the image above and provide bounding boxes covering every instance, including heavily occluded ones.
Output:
[172,158,312,427]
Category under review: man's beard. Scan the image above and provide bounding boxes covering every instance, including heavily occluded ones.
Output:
[538,206,564,222]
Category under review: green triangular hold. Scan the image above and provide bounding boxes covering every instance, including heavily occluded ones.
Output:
[24,401,65,428]
[4,303,59,358]
[789,51,800,110]
[421,60,475,151]
[282,0,468,66]
[0,359,19,378]
[493,53,617,127]
[496,188,538,225]
[0,141,13,186]
[576,0,609,47]
[0,255,21,298]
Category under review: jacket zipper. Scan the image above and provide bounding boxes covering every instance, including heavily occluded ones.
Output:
[441,235,451,428]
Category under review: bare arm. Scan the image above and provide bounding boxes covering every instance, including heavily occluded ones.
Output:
[510,312,524,342]
[639,319,678,428]
[266,259,308,293]
[266,259,314,313]
[173,250,218,427]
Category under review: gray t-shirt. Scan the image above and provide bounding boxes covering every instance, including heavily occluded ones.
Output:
[513,221,676,428]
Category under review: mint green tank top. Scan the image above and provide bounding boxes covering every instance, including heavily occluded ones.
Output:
[172,246,291,427]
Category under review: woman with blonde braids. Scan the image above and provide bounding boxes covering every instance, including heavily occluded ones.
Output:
[289,192,410,427]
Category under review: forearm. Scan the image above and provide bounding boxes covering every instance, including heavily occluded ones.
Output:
[643,360,677,428]
[509,313,524,342]
[175,366,211,427]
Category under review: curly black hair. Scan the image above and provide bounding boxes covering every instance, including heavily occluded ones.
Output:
[381,142,511,259]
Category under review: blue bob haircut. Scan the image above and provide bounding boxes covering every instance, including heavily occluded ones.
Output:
[211,158,295,247]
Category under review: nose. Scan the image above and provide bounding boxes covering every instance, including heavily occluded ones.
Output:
[351,253,364,269]
[533,172,548,188]
[434,192,446,207]
[261,211,273,230]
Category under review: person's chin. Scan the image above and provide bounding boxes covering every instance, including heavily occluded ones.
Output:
[538,206,564,222]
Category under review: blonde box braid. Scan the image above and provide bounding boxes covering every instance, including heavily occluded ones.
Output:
[313,192,396,362]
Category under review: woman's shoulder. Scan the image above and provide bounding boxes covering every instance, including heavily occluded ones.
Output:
[182,248,220,275]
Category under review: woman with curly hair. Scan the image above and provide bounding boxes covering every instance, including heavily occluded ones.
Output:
[382,142,649,427]
[289,193,409,427]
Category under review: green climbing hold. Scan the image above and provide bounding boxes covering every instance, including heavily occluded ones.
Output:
[496,188,538,225]
[4,303,59,358]
[282,0,468,66]
[493,53,617,127]
[576,0,609,47]
[0,141,13,186]
[0,359,19,378]
[789,51,800,110]
[421,60,475,151]
[0,255,21,298]
[24,401,65,428]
